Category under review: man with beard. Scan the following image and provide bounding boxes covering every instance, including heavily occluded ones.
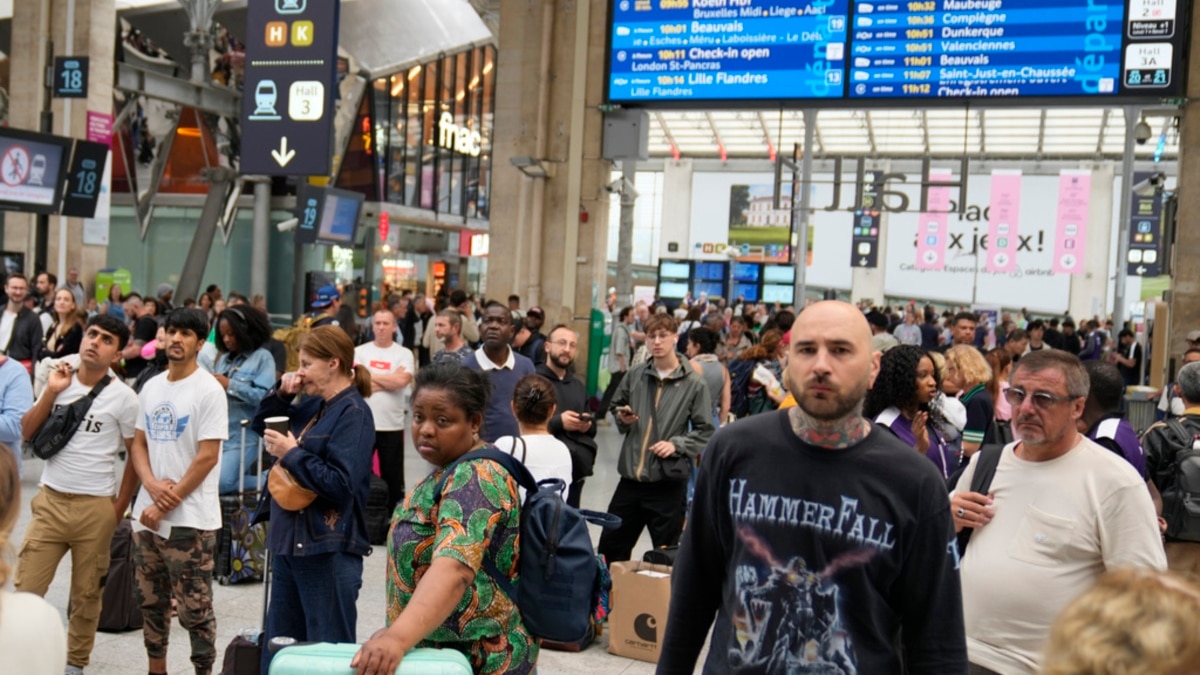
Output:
[462,302,535,442]
[951,350,1164,674]
[659,301,967,674]
[537,325,598,507]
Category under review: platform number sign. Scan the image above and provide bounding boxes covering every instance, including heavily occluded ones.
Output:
[60,141,109,218]
[52,57,88,98]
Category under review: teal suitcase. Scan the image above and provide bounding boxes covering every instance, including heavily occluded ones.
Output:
[268,643,472,675]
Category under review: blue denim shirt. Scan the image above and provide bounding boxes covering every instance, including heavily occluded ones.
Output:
[252,383,376,557]
[212,348,276,455]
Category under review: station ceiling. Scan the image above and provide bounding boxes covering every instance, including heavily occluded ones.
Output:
[647,108,1181,161]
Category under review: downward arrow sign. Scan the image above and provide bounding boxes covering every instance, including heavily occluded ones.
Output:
[271,137,296,168]
[859,257,868,266]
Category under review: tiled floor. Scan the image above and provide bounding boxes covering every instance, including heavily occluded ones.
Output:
[7,423,705,674]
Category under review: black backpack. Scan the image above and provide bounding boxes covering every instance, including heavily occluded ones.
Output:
[1158,419,1200,542]
[434,448,621,644]
[728,358,758,419]
[949,444,1004,556]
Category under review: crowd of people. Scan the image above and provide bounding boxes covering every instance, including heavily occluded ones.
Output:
[1,272,1200,674]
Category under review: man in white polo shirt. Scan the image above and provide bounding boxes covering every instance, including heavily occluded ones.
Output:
[354,309,414,508]
[14,315,139,675]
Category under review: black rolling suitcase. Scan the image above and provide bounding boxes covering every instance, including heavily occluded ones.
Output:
[365,474,392,546]
[217,421,267,585]
[219,547,272,675]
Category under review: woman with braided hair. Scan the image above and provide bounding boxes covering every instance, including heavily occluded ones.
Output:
[864,345,959,478]
[493,373,573,499]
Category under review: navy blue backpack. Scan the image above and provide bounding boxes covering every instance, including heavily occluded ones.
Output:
[435,447,621,644]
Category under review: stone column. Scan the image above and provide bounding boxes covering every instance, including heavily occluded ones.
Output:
[9,0,114,287]
[490,0,612,387]
[1067,164,1114,321]
[1168,8,1200,361]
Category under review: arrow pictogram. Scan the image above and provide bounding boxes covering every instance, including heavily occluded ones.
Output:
[271,137,296,167]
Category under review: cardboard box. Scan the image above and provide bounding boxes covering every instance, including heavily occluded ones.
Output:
[607,561,673,663]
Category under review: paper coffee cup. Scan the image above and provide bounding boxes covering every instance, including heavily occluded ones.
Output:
[265,416,289,434]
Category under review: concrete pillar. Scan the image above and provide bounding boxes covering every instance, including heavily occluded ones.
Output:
[659,159,693,259]
[490,0,612,386]
[9,0,114,287]
[1168,8,1200,361]
[1067,164,1115,321]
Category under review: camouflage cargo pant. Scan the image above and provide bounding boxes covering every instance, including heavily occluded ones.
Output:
[133,527,218,671]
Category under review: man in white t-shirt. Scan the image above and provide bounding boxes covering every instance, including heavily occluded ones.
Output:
[951,349,1166,675]
[14,315,139,675]
[354,309,413,508]
[128,308,228,675]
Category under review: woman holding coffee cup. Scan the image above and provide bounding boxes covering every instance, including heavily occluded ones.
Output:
[252,325,376,673]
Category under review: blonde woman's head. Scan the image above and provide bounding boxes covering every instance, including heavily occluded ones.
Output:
[1042,567,1200,675]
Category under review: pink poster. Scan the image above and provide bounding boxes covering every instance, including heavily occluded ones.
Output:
[86,111,113,144]
[986,170,1022,274]
[1052,170,1091,275]
[915,169,953,270]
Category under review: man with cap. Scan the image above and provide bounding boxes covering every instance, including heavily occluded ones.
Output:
[520,307,547,366]
[308,285,342,329]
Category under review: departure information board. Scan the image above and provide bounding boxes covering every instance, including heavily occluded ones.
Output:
[608,0,851,101]
[607,0,1187,103]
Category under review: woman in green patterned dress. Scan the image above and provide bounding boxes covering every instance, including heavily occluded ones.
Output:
[352,363,537,675]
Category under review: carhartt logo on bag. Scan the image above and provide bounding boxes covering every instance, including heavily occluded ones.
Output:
[634,613,658,643]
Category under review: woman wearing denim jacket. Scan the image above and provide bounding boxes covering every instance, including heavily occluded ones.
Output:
[252,326,376,673]
[209,306,277,493]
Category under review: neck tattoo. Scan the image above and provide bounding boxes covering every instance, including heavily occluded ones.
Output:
[788,406,872,450]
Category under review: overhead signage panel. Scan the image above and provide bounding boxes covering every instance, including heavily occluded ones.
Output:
[240,0,340,176]
[608,0,851,101]
[606,0,1187,104]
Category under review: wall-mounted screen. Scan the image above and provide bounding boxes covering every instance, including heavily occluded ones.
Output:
[693,281,724,299]
[733,262,762,283]
[693,261,726,280]
[733,281,760,303]
[763,283,795,305]
[660,260,691,279]
[606,0,1189,104]
[763,264,796,284]
[0,127,71,214]
[659,280,690,299]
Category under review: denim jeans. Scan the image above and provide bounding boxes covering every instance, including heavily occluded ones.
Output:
[218,434,262,494]
[261,552,364,673]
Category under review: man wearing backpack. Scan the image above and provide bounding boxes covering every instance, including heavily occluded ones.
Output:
[1143,360,1200,574]
[951,350,1164,674]
[13,315,139,675]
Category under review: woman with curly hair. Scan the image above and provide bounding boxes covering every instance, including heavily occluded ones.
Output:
[864,345,958,478]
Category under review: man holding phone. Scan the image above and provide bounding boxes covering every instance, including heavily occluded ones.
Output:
[537,325,598,508]
[601,313,713,563]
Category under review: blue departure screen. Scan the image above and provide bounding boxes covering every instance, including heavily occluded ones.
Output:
[606,0,1186,102]
[608,0,850,102]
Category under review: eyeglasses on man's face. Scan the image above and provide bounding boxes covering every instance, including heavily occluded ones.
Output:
[1004,387,1075,411]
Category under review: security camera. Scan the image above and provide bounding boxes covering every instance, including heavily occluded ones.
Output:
[1133,119,1152,145]
[604,179,623,194]
[1130,172,1165,196]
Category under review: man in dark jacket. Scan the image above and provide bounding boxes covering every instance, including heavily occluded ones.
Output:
[0,273,44,368]
[537,325,598,508]
[601,313,714,563]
